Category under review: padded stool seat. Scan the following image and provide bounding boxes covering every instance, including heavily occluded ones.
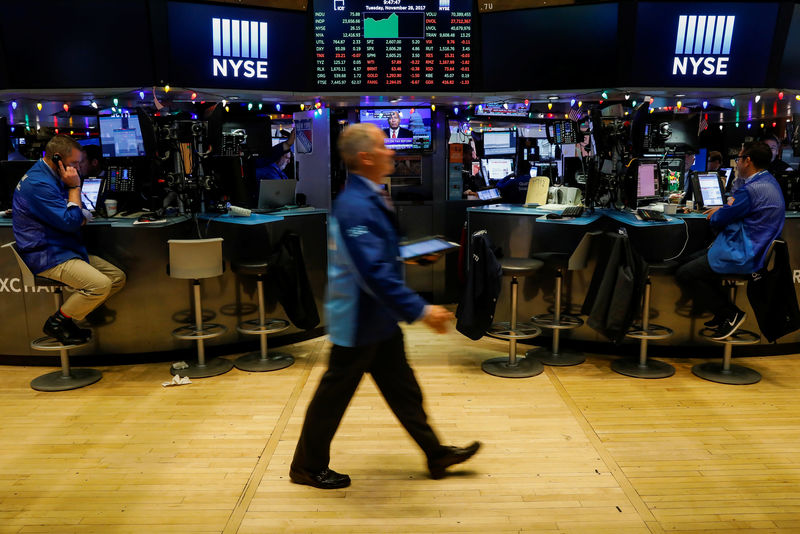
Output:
[692,274,762,385]
[231,260,293,372]
[613,261,678,379]
[499,258,544,277]
[483,256,543,378]
[2,242,101,391]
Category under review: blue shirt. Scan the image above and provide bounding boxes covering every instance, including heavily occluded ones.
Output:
[11,159,88,273]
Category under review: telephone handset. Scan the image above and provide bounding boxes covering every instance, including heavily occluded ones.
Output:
[51,153,63,168]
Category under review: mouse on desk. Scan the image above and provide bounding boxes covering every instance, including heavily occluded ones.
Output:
[546,213,562,219]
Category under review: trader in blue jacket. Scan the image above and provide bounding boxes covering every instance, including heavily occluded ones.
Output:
[290,123,480,489]
[12,135,126,345]
[676,141,784,340]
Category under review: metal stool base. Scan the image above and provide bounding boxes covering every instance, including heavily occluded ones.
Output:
[172,323,227,341]
[30,368,102,392]
[487,321,541,340]
[234,351,294,372]
[526,346,585,366]
[611,358,675,379]
[171,357,234,378]
[531,313,584,330]
[481,356,543,378]
[237,318,290,336]
[692,362,761,385]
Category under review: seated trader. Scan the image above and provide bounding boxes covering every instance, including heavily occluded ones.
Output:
[12,135,126,344]
[707,151,723,172]
[383,111,413,139]
[257,129,295,180]
[675,142,784,340]
[763,134,794,176]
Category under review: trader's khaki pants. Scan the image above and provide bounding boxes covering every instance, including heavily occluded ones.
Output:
[39,255,126,320]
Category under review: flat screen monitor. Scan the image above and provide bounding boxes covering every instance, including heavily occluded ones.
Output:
[483,130,517,156]
[167,1,309,91]
[312,0,474,91]
[359,108,432,150]
[691,148,707,172]
[695,172,725,208]
[637,163,660,199]
[481,158,513,184]
[81,178,103,211]
[99,116,146,158]
[475,103,529,117]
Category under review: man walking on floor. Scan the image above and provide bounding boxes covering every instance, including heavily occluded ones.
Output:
[290,123,480,489]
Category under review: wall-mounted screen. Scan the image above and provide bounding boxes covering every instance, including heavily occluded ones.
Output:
[481,3,617,91]
[779,5,800,89]
[482,129,517,156]
[359,108,431,150]
[0,0,154,89]
[313,0,474,90]
[475,103,529,118]
[167,1,308,90]
[632,2,778,87]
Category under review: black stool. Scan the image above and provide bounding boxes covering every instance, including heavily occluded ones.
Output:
[527,231,597,366]
[3,242,99,391]
[231,261,293,372]
[483,258,544,378]
[168,238,233,378]
[612,262,677,379]
[693,274,761,385]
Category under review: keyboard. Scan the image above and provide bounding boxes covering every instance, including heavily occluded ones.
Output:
[637,209,668,222]
[560,205,584,218]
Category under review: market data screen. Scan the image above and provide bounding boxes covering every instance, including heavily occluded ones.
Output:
[313,0,474,89]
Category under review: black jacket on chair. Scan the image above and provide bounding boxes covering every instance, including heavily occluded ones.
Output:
[581,230,647,344]
[456,231,503,340]
[747,240,800,342]
[269,232,320,330]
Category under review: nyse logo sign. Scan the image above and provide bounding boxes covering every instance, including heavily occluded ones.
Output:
[212,18,269,79]
[673,15,735,76]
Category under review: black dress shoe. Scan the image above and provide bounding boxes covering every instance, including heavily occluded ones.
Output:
[289,467,351,489]
[428,441,481,480]
[43,314,90,345]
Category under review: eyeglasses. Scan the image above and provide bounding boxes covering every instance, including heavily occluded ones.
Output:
[733,155,750,162]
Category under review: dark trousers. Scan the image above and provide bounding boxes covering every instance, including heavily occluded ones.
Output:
[291,330,443,472]
[675,250,737,319]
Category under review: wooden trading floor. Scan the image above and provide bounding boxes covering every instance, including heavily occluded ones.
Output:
[2,322,800,533]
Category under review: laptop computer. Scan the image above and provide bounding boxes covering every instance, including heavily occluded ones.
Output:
[257,180,296,210]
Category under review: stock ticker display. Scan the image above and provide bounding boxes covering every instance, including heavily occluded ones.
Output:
[313,0,474,90]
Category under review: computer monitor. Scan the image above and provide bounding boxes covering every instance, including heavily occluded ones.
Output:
[482,129,517,156]
[99,116,146,158]
[481,158,514,184]
[693,172,725,209]
[691,148,707,172]
[358,108,432,150]
[637,163,659,200]
[80,178,103,211]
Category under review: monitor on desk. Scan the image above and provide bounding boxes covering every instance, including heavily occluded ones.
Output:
[693,172,725,209]
[482,129,517,156]
[481,158,513,185]
[81,178,103,211]
[258,179,296,209]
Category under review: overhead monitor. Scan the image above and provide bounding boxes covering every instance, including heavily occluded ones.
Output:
[359,108,432,150]
[475,103,529,117]
[167,1,309,91]
[312,0,474,90]
[0,2,154,89]
[481,158,513,185]
[99,116,146,158]
[482,3,618,91]
[483,130,517,156]
[632,2,779,87]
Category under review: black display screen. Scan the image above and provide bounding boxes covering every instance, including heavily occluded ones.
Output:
[632,2,778,87]
[167,1,308,91]
[313,0,474,90]
[779,5,800,89]
[0,0,154,89]
[481,4,618,91]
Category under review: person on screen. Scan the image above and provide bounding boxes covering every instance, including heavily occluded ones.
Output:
[675,142,784,341]
[12,135,126,345]
[289,123,479,490]
[383,111,413,139]
[257,129,295,180]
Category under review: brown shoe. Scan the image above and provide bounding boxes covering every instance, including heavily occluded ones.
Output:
[428,441,481,479]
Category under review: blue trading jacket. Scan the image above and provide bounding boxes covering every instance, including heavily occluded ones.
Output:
[326,174,428,347]
[11,159,88,274]
[708,170,785,274]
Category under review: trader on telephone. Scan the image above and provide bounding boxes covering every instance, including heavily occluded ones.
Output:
[12,134,126,345]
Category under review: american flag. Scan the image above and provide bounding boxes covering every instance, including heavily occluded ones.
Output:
[568,106,583,123]
[698,113,708,135]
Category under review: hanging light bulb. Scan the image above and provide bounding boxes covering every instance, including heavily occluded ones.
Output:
[191,92,197,100]
[431,104,436,111]
[676,101,682,109]
[11,101,17,110]
[624,92,630,100]
[502,103,508,110]
[649,108,654,114]
[276,103,281,111]
[702,101,708,109]
[524,99,529,106]
[632,100,637,107]
[113,98,119,107]
[577,101,582,108]
[139,91,145,100]
[570,99,576,106]
[164,85,171,93]
[454,107,459,115]
[222,99,227,107]
[90,101,98,109]
[736,122,739,127]
[755,94,761,103]
[730,97,736,107]
[258,103,263,110]
[315,101,321,109]
[547,103,553,110]
[300,104,305,111]
[796,95,800,101]
[779,91,784,100]
[225,105,230,112]
[601,90,609,99]
[247,103,253,111]
[63,104,69,113]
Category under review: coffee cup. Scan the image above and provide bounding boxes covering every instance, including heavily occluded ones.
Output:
[685,200,694,211]
[104,199,118,217]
